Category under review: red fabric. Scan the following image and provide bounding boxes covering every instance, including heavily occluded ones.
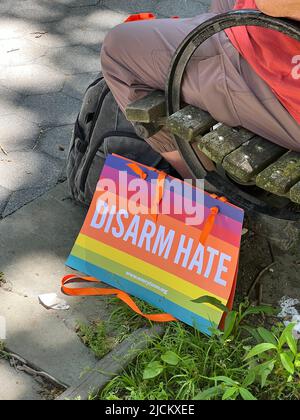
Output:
[226,0,300,124]
[124,13,180,23]
[124,13,156,23]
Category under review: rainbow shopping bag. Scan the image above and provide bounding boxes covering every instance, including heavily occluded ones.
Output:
[64,154,244,335]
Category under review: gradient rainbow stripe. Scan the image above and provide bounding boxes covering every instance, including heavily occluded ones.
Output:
[66,154,244,335]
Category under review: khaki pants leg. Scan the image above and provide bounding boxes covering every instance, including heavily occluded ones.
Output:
[101,4,300,154]
[101,13,241,153]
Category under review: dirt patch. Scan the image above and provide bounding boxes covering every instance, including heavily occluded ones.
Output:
[237,232,300,311]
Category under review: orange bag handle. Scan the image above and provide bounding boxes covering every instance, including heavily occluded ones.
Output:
[200,206,219,245]
[61,274,176,323]
[151,170,167,222]
[124,13,180,23]
[127,162,219,241]
[62,207,220,324]
[127,163,148,180]
[126,163,167,222]
[65,165,224,324]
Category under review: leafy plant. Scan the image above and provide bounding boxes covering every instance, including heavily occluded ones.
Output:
[222,300,276,340]
[195,375,257,400]
[245,323,300,387]
[98,298,299,400]
[193,321,300,400]
[0,341,7,358]
[78,296,298,400]
[143,351,180,380]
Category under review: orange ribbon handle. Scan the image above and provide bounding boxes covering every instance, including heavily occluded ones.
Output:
[127,163,167,222]
[61,275,176,323]
[199,206,219,245]
[127,163,148,180]
[151,171,167,222]
[156,171,167,205]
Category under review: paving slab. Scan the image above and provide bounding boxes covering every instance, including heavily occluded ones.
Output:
[24,25,74,49]
[0,182,112,386]
[38,45,101,75]
[0,289,99,388]
[0,38,47,68]
[0,64,65,95]
[64,28,104,51]
[0,183,84,297]
[35,125,73,160]
[2,185,62,219]
[0,15,46,41]
[0,185,11,216]
[77,7,125,29]
[23,7,120,49]
[52,8,126,50]
[20,92,81,126]
[155,0,210,17]
[0,85,23,117]
[62,72,99,100]
[56,6,125,32]
[0,115,40,153]
[61,0,101,6]
[0,0,216,399]
[0,0,212,221]
[0,2,11,15]
[101,0,210,17]
[0,359,44,400]
[0,151,62,193]
[101,0,160,15]
[6,0,68,24]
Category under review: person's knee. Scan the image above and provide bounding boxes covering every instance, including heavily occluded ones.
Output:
[101,23,129,66]
[102,23,122,51]
[101,23,129,71]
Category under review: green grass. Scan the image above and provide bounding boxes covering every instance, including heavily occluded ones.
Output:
[79,298,300,400]
[77,297,161,358]
[77,321,116,359]
[102,321,251,400]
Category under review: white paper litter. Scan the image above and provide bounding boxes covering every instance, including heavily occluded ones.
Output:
[291,316,300,340]
[278,296,300,340]
[278,296,300,319]
[38,293,70,310]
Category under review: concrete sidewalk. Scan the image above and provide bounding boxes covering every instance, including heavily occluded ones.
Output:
[0,0,210,219]
[1,0,299,400]
[0,183,106,389]
[0,0,210,400]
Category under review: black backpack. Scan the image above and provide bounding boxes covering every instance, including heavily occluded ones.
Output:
[67,73,171,205]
